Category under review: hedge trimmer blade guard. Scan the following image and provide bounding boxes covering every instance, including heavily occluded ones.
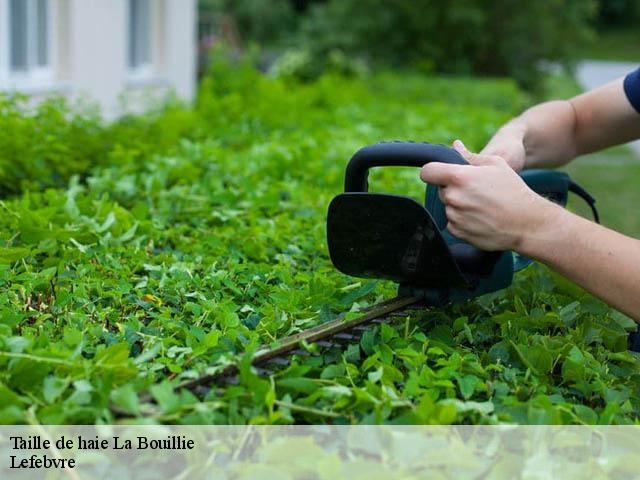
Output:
[328,192,470,288]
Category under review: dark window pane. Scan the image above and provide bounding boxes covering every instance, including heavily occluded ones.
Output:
[36,0,48,66]
[129,0,151,69]
[9,0,28,71]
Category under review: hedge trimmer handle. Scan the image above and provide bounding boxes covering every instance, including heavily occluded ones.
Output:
[344,141,467,192]
[341,141,504,280]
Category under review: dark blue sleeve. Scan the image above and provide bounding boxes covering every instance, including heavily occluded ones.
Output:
[624,67,640,113]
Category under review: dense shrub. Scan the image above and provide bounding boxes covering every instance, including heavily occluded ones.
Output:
[286,0,597,91]
[1,61,638,425]
[0,94,202,197]
[0,95,105,195]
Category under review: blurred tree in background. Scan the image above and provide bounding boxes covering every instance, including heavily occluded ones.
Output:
[199,0,299,46]
[199,0,637,91]
[596,0,640,27]
[295,0,596,91]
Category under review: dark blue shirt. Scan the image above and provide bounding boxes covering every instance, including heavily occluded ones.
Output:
[624,67,640,113]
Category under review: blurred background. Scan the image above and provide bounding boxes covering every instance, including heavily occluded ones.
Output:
[2,1,638,112]
[3,1,639,110]
[196,0,638,88]
[0,0,196,118]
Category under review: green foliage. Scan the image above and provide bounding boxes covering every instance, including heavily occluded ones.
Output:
[0,94,201,197]
[0,95,104,196]
[287,0,597,91]
[200,0,298,45]
[596,0,640,27]
[0,59,637,425]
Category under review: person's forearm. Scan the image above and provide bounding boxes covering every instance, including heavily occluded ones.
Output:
[519,201,640,320]
[485,100,578,169]
[483,78,640,170]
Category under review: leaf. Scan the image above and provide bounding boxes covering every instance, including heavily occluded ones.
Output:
[0,382,25,407]
[0,247,31,264]
[611,311,637,331]
[320,364,344,380]
[133,342,162,365]
[150,382,181,414]
[457,375,480,400]
[559,301,580,327]
[511,342,553,375]
[43,376,69,403]
[111,384,140,415]
[441,399,494,415]
[276,377,319,394]
[367,366,383,383]
[360,329,377,356]
[344,343,360,363]
[320,385,352,398]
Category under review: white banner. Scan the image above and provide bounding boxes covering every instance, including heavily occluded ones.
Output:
[2,425,640,479]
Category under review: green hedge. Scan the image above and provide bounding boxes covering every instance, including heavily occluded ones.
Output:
[1,62,637,425]
[0,96,104,196]
[0,94,201,197]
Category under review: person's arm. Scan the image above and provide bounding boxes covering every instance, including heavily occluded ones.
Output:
[520,200,640,320]
[420,142,640,321]
[483,76,640,170]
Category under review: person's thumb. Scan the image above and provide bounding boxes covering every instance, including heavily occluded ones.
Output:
[453,139,500,167]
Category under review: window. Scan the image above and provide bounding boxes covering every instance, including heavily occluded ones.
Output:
[128,0,152,72]
[9,0,50,74]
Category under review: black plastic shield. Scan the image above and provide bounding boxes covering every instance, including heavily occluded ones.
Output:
[327,193,468,287]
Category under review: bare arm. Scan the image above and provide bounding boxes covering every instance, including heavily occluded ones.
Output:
[521,200,640,320]
[421,142,640,321]
[483,77,640,169]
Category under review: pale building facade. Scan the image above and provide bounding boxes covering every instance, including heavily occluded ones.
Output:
[0,0,197,118]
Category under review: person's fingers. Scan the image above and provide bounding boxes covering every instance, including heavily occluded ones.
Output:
[445,206,460,224]
[439,186,466,208]
[453,139,503,167]
[452,139,469,155]
[447,221,465,240]
[420,162,468,186]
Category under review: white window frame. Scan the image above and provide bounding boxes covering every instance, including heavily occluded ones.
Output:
[127,0,155,82]
[0,0,56,90]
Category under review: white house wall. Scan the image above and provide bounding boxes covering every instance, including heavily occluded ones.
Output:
[164,0,196,102]
[67,0,128,116]
[0,0,196,120]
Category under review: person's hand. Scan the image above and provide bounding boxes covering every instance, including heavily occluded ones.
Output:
[480,125,527,172]
[420,140,557,251]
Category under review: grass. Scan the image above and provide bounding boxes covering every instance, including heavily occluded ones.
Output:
[578,28,640,62]
[565,151,640,237]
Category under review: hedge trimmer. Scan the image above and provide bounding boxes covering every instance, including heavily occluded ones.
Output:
[122,142,601,411]
[327,141,599,305]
